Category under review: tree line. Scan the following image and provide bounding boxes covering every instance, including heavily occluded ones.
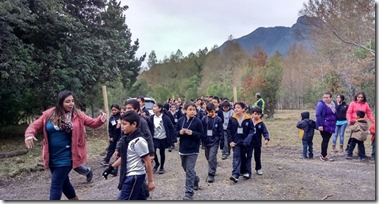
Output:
[0,0,144,126]
[133,0,375,118]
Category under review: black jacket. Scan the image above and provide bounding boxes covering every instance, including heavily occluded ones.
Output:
[336,102,348,121]
[296,112,316,141]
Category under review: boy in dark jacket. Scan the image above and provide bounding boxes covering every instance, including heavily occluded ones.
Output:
[101,104,122,166]
[346,110,369,161]
[244,107,270,176]
[296,111,316,159]
[176,102,204,200]
[201,103,223,183]
[227,102,255,182]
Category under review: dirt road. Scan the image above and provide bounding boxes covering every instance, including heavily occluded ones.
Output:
[0,145,375,201]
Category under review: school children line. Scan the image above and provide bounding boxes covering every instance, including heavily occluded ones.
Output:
[100,96,270,200]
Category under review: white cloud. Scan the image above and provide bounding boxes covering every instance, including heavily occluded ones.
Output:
[121,0,306,62]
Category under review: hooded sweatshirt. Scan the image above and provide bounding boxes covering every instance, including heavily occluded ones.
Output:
[296,112,316,142]
[350,119,369,141]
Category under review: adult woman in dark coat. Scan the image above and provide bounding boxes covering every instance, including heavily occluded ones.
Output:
[315,91,337,161]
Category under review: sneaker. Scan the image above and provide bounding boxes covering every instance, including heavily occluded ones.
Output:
[158,168,165,174]
[100,160,109,166]
[194,176,200,190]
[183,195,193,200]
[153,164,159,172]
[207,175,215,183]
[242,173,251,179]
[359,157,367,161]
[229,175,238,183]
[320,156,328,161]
[345,155,353,160]
[256,169,263,175]
[86,168,93,182]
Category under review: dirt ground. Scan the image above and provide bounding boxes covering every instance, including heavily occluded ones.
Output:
[0,143,376,201]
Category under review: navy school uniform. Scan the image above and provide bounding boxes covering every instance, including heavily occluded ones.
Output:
[227,113,256,178]
[243,119,269,173]
[201,115,223,177]
[148,114,175,149]
[175,116,204,198]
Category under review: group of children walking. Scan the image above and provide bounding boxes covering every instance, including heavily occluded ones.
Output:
[100,96,271,200]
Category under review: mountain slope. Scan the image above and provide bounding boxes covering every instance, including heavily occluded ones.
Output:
[218,15,314,56]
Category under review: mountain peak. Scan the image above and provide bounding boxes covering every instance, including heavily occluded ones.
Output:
[218,15,314,56]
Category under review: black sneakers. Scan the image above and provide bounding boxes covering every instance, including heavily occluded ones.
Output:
[86,168,93,182]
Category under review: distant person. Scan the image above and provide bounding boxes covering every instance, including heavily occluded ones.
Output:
[331,94,348,153]
[345,92,375,152]
[136,96,151,118]
[244,107,269,176]
[149,103,175,174]
[176,102,204,200]
[315,91,337,161]
[253,93,265,118]
[296,111,316,159]
[346,110,369,161]
[102,111,155,200]
[369,122,375,161]
[101,104,122,167]
[220,100,234,160]
[24,90,107,200]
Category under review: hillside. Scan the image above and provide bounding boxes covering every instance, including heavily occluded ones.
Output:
[218,15,314,56]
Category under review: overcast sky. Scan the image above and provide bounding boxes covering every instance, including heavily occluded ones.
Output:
[120,0,306,64]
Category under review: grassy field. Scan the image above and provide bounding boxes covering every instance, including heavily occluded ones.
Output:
[0,109,373,178]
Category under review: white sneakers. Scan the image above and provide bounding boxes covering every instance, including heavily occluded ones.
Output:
[256,169,263,175]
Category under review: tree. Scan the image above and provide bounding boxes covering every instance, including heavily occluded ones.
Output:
[0,0,144,126]
[300,0,375,105]
[241,51,283,118]
[147,50,157,69]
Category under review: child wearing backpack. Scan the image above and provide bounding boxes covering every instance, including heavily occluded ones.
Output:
[296,111,316,159]
[346,110,369,161]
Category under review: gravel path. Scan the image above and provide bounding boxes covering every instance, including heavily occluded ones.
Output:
[0,145,375,200]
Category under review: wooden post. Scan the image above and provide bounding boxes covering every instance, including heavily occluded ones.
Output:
[102,85,109,134]
[233,86,237,102]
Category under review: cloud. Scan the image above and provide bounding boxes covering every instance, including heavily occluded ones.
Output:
[121,0,305,62]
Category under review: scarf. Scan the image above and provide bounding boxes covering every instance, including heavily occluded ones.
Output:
[51,111,73,133]
[325,101,336,113]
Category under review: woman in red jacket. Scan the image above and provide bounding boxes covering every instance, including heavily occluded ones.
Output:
[24,90,107,200]
[345,92,375,152]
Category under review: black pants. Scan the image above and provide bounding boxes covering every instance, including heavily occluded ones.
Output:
[320,131,332,157]
[347,138,366,158]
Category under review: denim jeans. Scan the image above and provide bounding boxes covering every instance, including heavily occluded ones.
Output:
[49,166,76,200]
[204,144,219,176]
[332,123,347,145]
[180,154,198,197]
[73,164,90,176]
[302,140,313,158]
[118,174,147,200]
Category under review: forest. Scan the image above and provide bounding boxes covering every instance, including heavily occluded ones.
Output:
[0,0,375,127]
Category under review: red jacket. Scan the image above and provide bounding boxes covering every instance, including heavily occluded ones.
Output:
[24,108,106,169]
[370,123,376,142]
[346,101,375,123]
